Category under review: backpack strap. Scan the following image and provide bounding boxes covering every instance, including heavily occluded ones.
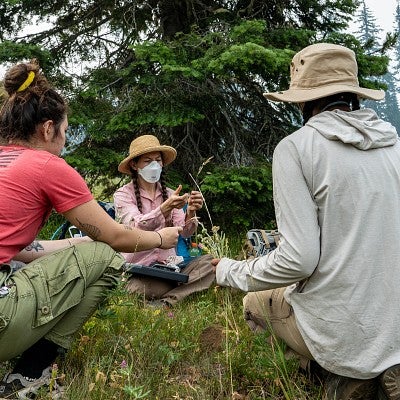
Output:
[270,230,280,247]
[260,230,271,249]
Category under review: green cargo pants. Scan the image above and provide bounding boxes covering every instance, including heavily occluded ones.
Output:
[0,241,125,361]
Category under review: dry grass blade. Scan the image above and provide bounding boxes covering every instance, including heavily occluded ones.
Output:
[188,171,213,228]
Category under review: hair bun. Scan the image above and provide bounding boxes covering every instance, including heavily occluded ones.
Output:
[3,60,40,96]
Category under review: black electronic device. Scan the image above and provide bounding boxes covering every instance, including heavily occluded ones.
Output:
[124,262,189,283]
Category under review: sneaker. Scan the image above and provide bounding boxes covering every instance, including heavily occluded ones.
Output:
[323,373,378,400]
[380,364,400,400]
[0,367,64,399]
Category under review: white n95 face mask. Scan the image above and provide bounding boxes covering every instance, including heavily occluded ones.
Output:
[138,161,162,183]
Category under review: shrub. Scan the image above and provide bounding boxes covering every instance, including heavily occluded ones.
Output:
[198,164,276,236]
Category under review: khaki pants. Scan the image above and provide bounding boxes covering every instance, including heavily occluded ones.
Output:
[243,287,313,363]
[0,242,125,361]
[125,254,215,305]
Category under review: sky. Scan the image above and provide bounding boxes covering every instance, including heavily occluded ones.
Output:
[363,0,397,34]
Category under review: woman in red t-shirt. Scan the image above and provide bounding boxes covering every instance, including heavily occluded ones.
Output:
[0,60,181,398]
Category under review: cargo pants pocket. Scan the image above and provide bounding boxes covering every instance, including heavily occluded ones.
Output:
[268,287,293,321]
[21,260,85,328]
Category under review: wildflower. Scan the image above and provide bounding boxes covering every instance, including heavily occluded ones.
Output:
[198,243,209,253]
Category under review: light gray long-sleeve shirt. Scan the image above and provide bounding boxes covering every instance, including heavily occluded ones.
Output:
[216,108,400,379]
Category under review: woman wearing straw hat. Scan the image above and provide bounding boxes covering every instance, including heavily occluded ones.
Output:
[114,134,215,307]
[212,43,400,399]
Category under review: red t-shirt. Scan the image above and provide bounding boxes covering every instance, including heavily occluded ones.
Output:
[0,145,93,263]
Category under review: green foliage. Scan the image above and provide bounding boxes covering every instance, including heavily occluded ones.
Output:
[199,164,275,235]
[358,53,389,90]
[230,20,267,45]
[0,0,379,179]
[0,0,392,235]
[207,43,292,77]
[266,27,316,51]
[106,90,206,130]
[5,3,390,191]
[0,41,52,69]
[66,144,122,173]
[36,211,65,240]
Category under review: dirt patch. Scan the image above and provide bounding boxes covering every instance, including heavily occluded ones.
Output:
[199,324,224,353]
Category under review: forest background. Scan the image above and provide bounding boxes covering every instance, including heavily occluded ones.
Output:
[1,0,398,239]
[1,1,400,399]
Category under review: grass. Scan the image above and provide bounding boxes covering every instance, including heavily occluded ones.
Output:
[1,283,323,399]
[1,292,324,400]
[16,285,322,400]
[0,216,324,399]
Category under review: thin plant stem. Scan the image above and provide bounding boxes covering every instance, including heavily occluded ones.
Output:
[188,172,213,228]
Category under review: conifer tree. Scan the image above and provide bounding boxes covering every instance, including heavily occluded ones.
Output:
[383,0,400,133]
[354,0,382,51]
[0,0,391,231]
[354,0,400,132]
[0,0,389,176]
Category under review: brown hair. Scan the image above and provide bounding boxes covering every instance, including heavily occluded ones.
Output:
[0,59,67,142]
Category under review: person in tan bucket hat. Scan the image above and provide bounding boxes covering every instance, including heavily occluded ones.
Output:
[264,42,384,103]
[114,134,215,307]
[212,43,400,399]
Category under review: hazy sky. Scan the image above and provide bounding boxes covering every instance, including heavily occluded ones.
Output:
[364,0,397,33]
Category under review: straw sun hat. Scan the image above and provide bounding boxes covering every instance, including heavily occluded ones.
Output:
[264,43,385,103]
[118,135,177,175]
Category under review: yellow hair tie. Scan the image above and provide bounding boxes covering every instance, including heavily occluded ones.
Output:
[17,71,35,92]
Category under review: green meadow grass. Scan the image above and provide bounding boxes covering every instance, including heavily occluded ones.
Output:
[1,280,323,400]
[0,216,323,399]
[36,285,323,400]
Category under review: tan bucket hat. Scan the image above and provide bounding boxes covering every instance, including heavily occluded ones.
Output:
[264,43,385,103]
[118,134,177,174]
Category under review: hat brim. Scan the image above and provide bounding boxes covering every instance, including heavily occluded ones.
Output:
[263,84,385,103]
[118,145,177,175]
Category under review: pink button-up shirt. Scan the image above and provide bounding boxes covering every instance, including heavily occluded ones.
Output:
[113,181,197,264]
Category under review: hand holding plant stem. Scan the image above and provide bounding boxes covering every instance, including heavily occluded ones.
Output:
[160,184,188,217]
